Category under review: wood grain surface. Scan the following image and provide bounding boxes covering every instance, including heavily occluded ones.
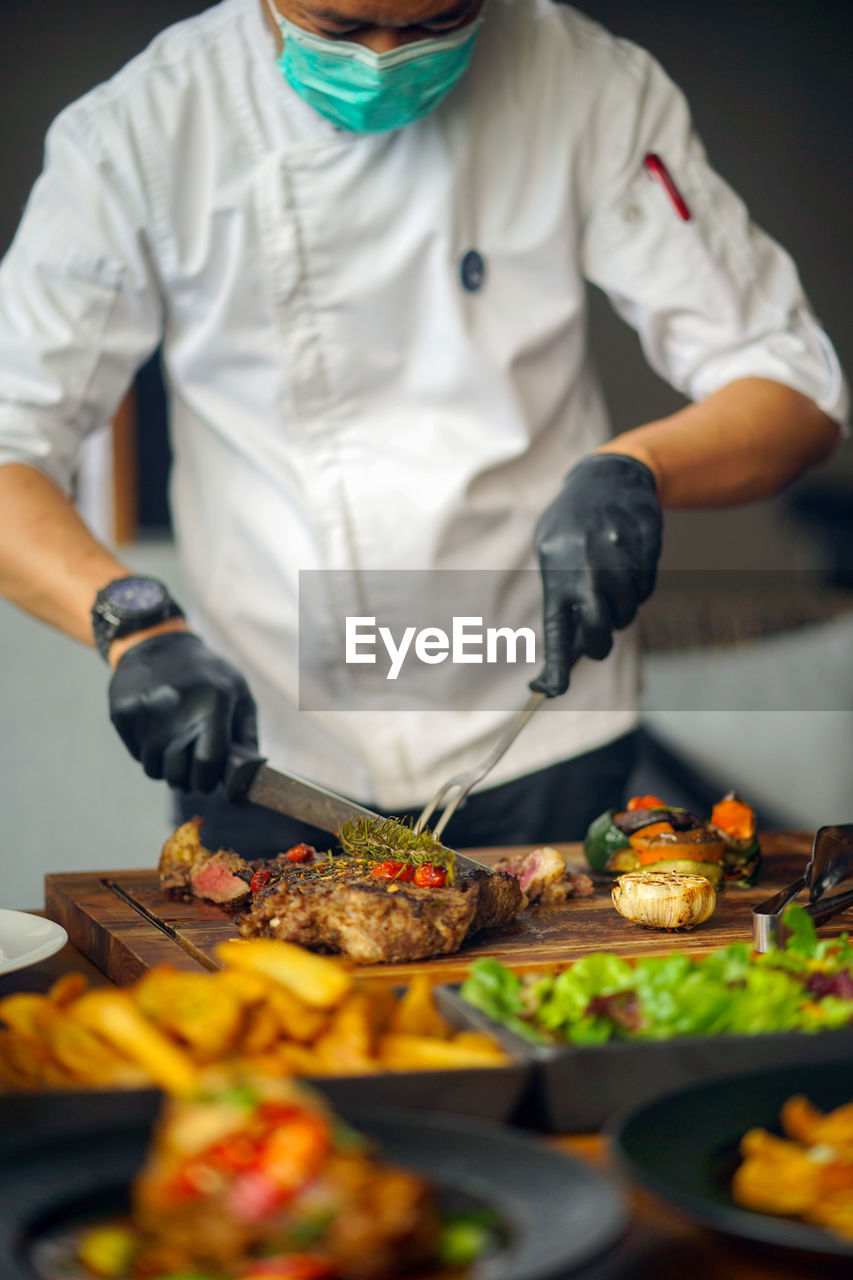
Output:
[43,833,829,987]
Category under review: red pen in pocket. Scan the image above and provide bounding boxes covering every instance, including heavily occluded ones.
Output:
[643,153,692,221]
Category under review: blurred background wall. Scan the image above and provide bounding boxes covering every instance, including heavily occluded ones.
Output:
[0,1,850,908]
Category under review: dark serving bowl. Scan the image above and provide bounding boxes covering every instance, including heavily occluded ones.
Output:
[610,1058,853,1259]
[0,1092,628,1280]
[437,984,853,1132]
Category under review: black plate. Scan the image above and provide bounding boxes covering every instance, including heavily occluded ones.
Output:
[611,1059,853,1258]
[439,984,853,1132]
[0,1092,628,1280]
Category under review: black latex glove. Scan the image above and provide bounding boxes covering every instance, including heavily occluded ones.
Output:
[108,632,258,792]
[530,453,662,698]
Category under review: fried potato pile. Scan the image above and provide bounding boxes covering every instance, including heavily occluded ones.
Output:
[732,1094,853,1239]
[0,940,507,1095]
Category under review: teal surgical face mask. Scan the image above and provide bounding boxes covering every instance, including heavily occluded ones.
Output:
[263,1,484,133]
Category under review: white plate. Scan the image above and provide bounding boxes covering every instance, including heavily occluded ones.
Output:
[0,910,67,976]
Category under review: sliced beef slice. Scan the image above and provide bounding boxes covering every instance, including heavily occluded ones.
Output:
[494,846,594,904]
[159,817,252,906]
[190,851,253,907]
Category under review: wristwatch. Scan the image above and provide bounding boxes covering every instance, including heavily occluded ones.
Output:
[91,576,185,662]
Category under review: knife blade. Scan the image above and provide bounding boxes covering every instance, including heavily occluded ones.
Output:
[224,745,495,876]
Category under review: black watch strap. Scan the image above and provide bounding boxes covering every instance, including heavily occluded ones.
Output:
[91,576,184,662]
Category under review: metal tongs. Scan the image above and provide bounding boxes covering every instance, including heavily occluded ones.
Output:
[752,824,853,952]
[415,691,546,841]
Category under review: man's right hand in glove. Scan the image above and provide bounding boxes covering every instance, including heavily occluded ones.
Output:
[108,631,258,792]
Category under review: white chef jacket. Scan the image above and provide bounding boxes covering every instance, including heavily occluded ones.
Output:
[0,0,847,809]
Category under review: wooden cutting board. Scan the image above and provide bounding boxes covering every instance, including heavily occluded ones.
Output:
[44,833,838,988]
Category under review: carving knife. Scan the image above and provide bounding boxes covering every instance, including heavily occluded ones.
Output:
[224,745,496,876]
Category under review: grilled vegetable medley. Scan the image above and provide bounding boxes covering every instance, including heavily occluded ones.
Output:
[583,791,761,887]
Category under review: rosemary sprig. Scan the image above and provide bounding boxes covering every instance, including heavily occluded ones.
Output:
[337,817,457,884]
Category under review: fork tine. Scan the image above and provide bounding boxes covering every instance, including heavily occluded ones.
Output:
[432,787,469,841]
[414,692,546,840]
[414,795,441,833]
[415,778,459,833]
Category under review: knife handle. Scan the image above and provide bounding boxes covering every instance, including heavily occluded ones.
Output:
[224,743,267,806]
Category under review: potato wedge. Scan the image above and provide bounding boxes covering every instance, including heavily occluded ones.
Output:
[388,975,452,1039]
[215,967,275,1006]
[134,969,244,1060]
[312,993,382,1074]
[792,1098,853,1154]
[810,1191,853,1239]
[72,990,200,1095]
[275,1042,327,1075]
[240,1003,282,1055]
[450,1030,511,1056]
[0,993,49,1038]
[47,973,89,1007]
[264,985,329,1044]
[215,939,352,1009]
[377,1032,509,1072]
[354,980,398,1038]
[45,1011,146,1088]
[0,1029,65,1089]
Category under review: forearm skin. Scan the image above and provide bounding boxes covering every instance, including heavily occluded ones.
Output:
[0,462,188,666]
[595,378,840,508]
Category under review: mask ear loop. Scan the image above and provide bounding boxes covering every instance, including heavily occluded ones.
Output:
[262,0,285,46]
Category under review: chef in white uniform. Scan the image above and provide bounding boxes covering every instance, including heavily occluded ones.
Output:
[0,0,846,853]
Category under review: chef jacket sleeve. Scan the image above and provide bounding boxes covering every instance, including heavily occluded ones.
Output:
[0,100,163,491]
[578,41,849,429]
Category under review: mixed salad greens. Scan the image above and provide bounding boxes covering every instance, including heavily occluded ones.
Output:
[459,906,853,1046]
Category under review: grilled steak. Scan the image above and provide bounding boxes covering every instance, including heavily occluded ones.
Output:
[240,876,479,964]
[159,819,522,963]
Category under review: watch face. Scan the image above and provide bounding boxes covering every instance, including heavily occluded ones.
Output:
[107,578,167,617]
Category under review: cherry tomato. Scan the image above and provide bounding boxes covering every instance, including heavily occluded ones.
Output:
[286,843,315,863]
[250,868,274,892]
[369,861,415,882]
[256,1114,330,1193]
[206,1131,262,1174]
[413,862,447,888]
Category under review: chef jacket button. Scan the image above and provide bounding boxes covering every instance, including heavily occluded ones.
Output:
[460,249,486,292]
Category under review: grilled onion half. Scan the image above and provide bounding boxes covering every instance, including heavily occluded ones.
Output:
[611,869,717,931]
